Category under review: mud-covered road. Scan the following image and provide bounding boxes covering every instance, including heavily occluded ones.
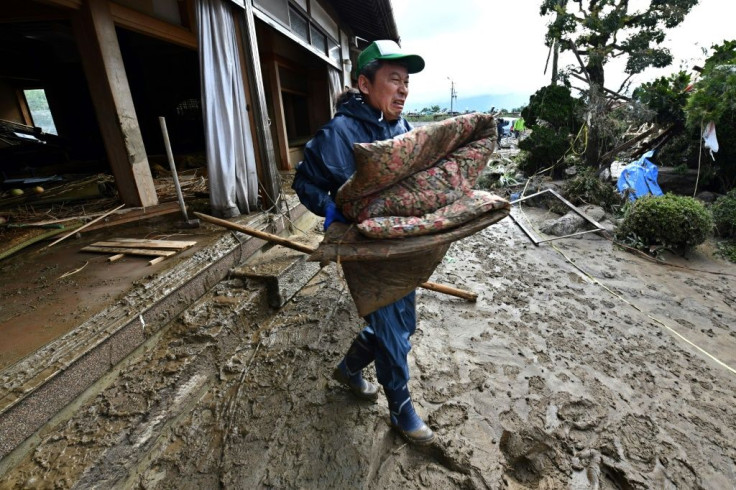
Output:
[4,208,736,489]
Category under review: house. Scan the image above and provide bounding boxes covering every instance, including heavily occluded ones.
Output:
[0,0,402,463]
[0,0,400,216]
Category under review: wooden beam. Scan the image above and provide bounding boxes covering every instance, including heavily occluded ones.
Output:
[109,2,196,50]
[0,2,72,23]
[233,15,265,174]
[15,89,33,126]
[240,1,281,208]
[267,59,291,171]
[34,0,82,9]
[72,0,158,208]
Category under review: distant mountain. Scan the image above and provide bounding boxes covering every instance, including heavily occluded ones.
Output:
[407,93,530,113]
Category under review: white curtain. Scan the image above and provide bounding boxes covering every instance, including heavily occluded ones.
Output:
[328,66,341,116]
[196,0,258,217]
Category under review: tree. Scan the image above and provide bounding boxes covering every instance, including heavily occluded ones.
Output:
[519,85,583,176]
[540,0,699,167]
[686,40,736,191]
[632,71,691,128]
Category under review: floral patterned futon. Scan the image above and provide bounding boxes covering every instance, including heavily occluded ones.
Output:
[336,113,505,238]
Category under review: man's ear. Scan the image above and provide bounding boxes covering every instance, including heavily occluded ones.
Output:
[357,74,370,95]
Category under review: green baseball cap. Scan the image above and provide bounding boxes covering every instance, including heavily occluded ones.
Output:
[356,40,425,75]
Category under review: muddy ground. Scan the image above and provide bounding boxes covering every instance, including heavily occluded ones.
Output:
[2,203,736,489]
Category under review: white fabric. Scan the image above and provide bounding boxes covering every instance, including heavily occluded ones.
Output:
[197,0,258,217]
[328,66,341,116]
[702,120,719,161]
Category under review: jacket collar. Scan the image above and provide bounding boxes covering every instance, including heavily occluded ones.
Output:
[338,92,392,126]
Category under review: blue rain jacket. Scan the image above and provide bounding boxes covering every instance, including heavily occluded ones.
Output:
[292,91,417,389]
[292,91,412,217]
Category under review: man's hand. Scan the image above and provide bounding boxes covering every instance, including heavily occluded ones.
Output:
[324,202,347,231]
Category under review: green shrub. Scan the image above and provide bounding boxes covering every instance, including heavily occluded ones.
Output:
[518,84,583,177]
[711,189,736,237]
[518,126,571,176]
[521,85,582,130]
[632,71,691,127]
[562,167,625,213]
[715,240,736,263]
[616,194,713,253]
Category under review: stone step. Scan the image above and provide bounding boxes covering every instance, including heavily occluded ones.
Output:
[231,240,322,308]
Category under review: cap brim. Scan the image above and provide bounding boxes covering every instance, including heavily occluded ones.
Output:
[376,53,425,74]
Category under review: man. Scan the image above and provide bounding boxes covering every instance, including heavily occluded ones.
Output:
[292,40,434,445]
[513,116,526,138]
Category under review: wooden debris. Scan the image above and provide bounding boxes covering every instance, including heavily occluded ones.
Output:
[45,204,126,249]
[82,201,181,232]
[80,237,198,266]
[148,256,167,266]
[91,238,196,250]
[59,261,89,279]
[81,246,177,257]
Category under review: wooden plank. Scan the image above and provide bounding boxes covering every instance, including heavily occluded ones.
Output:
[91,239,196,250]
[81,246,176,257]
[267,58,290,171]
[148,256,167,266]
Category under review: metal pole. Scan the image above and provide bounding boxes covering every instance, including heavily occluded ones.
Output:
[159,116,189,222]
[450,79,454,114]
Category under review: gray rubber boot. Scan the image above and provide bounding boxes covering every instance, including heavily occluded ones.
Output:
[333,364,379,401]
[332,331,379,401]
[385,385,435,445]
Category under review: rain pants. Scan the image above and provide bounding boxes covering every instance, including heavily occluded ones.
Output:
[292,91,416,390]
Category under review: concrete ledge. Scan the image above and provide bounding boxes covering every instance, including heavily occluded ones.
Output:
[0,199,312,461]
[233,249,322,308]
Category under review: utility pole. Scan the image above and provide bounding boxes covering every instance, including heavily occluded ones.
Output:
[447,77,458,114]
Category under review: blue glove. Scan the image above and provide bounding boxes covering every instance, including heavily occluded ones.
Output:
[324,202,347,231]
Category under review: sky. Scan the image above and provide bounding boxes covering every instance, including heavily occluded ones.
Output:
[391,0,735,112]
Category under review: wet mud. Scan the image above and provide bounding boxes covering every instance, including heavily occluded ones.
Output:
[2,211,736,489]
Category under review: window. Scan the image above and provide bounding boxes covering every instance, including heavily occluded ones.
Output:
[310,25,326,54]
[254,0,290,27]
[23,89,57,135]
[289,5,309,44]
[327,37,340,63]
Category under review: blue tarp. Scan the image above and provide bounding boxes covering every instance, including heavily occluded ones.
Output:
[617,150,663,201]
